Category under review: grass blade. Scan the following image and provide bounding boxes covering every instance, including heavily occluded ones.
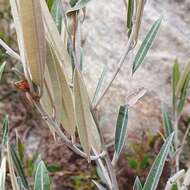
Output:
[133,176,143,190]
[0,62,6,81]
[34,161,50,190]
[10,145,29,189]
[0,156,6,190]
[132,17,162,74]
[143,132,175,190]
[114,105,129,156]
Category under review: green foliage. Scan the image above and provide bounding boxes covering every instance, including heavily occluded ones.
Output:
[142,133,174,190]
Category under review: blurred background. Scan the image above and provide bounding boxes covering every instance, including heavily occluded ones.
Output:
[0,0,190,189]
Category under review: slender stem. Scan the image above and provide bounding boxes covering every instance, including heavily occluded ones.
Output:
[34,101,106,161]
[93,29,134,109]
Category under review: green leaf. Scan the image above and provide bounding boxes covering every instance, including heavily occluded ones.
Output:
[34,161,50,190]
[139,154,149,170]
[127,0,134,37]
[132,17,162,74]
[161,108,173,138]
[16,137,25,163]
[172,60,180,107]
[0,156,6,190]
[114,105,129,155]
[0,62,6,80]
[47,164,61,172]
[143,132,175,190]
[10,145,29,189]
[2,115,9,147]
[46,0,54,10]
[51,0,62,33]
[70,0,79,7]
[178,72,190,113]
[133,176,143,190]
[92,65,107,104]
[67,0,91,13]
[128,158,138,169]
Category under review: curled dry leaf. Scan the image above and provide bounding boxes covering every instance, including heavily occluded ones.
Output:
[126,88,147,107]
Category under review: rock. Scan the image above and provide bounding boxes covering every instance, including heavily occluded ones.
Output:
[82,0,190,136]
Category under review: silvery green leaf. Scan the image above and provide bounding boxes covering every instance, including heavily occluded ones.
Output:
[0,62,6,80]
[10,145,29,189]
[92,65,107,104]
[92,180,106,190]
[178,72,190,113]
[34,161,50,190]
[2,115,9,147]
[0,156,6,190]
[133,176,143,190]
[51,0,62,33]
[67,0,91,13]
[133,17,162,73]
[161,108,173,138]
[172,60,180,107]
[143,132,175,190]
[114,105,129,156]
[127,0,134,37]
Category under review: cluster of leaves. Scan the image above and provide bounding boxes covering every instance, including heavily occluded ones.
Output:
[0,116,51,190]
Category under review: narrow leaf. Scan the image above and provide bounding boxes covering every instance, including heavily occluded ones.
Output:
[7,144,20,190]
[172,60,180,107]
[127,0,134,37]
[0,156,6,190]
[0,62,6,81]
[2,115,9,147]
[133,17,162,73]
[74,69,101,155]
[92,180,106,190]
[73,68,91,156]
[92,65,107,104]
[51,0,62,33]
[161,108,173,138]
[67,0,91,13]
[143,133,175,190]
[19,0,46,94]
[114,105,129,155]
[10,145,29,189]
[34,161,50,190]
[133,176,143,190]
[178,72,190,113]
